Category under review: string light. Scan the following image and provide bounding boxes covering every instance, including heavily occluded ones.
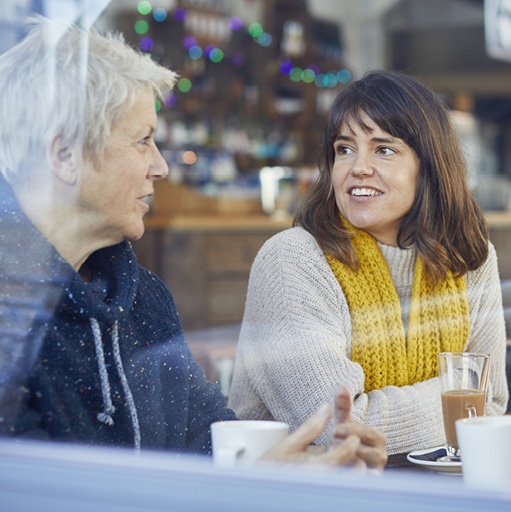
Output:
[229,17,243,30]
[231,53,244,66]
[134,20,149,34]
[177,78,192,93]
[165,93,176,107]
[134,7,351,104]
[174,8,187,21]
[140,37,153,51]
[137,1,151,16]
[153,7,167,22]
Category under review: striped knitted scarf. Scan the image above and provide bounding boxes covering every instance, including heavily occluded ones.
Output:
[325,220,469,392]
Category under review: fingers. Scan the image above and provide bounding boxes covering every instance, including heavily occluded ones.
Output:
[314,434,360,466]
[333,422,386,448]
[278,403,332,452]
[333,385,352,424]
[332,423,388,468]
[355,444,388,469]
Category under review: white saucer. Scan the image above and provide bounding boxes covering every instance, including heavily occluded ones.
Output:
[407,446,462,475]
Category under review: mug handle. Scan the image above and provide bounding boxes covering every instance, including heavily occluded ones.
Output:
[465,404,477,418]
[215,446,245,467]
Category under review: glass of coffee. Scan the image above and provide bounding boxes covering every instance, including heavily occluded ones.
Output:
[437,352,491,461]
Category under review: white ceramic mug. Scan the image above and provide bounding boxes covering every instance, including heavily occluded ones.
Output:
[456,415,511,490]
[211,420,289,468]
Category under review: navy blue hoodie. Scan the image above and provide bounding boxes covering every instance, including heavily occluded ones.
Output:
[0,176,236,452]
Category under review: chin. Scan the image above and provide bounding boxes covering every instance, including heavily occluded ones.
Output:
[123,221,145,243]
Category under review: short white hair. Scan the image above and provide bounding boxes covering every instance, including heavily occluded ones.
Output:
[0,16,178,182]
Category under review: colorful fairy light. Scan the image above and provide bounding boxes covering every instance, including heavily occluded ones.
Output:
[279,61,293,75]
[289,67,302,82]
[153,7,167,22]
[189,45,203,60]
[140,37,154,51]
[155,99,162,112]
[134,20,149,35]
[204,45,216,58]
[133,8,351,89]
[301,68,316,83]
[337,69,352,83]
[231,53,244,66]
[307,64,320,75]
[209,48,224,63]
[177,78,192,93]
[183,36,197,49]
[165,93,176,107]
[174,8,187,21]
[257,33,272,47]
[248,23,263,38]
[137,1,152,16]
[229,17,243,30]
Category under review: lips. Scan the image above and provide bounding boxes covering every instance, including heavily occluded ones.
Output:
[137,194,152,211]
[349,187,383,197]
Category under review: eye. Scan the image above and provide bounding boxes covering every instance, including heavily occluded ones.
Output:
[335,144,353,156]
[139,137,151,146]
[377,146,396,156]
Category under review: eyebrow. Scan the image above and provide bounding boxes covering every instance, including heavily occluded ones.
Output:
[334,134,400,145]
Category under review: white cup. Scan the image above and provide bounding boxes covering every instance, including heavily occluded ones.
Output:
[456,415,511,490]
[211,420,289,468]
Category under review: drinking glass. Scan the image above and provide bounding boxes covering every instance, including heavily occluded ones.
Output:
[437,352,491,461]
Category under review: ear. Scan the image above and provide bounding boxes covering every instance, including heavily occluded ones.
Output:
[46,134,81,185]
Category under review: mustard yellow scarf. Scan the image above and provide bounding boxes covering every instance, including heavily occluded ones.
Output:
[326,220,469,392]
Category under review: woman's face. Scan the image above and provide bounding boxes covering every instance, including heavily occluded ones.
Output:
[79,89,168,244]
[331,113,420,246]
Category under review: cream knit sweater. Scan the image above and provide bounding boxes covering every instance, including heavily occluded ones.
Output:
[228,227,509,455]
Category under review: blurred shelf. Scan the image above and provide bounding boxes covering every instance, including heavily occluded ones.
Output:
[485,211,511,228]
[143,214,293,232]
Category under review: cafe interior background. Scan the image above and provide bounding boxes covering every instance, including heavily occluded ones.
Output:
[2,0,511,400]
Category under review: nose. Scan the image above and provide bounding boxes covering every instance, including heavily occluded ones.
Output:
[148,142,169,180]
[351,151,374,177]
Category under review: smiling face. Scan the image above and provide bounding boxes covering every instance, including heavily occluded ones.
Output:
[332,113,420,246]
[78,88,168,245]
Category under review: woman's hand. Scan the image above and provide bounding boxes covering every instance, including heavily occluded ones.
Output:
[329,386,388,469]
[260,402,361,466]
[260,386,387,468]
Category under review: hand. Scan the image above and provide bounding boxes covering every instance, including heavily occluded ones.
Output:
[329,386,387,469]
[260,403,362,467]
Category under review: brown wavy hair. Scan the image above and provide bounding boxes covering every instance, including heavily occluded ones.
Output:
[294,70,488,283]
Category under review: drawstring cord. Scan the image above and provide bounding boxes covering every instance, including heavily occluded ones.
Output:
[90,318,141,452]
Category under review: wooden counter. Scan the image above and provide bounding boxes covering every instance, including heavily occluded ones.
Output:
[486,211,511,229]
[143,214,293,232]
[133,214,292,331]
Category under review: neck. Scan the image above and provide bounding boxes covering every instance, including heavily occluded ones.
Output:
[13,182,104,272]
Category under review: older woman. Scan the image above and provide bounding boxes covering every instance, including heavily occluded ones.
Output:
[228,70,509,455]
[0,16,386,467]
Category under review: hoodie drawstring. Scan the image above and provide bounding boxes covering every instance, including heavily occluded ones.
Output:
[90,318,141,452]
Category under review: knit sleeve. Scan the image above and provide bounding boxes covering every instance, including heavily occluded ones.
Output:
[229,227,368,443]
[464,242,508,416]
[136,268,237,454]
[228,228,506,456]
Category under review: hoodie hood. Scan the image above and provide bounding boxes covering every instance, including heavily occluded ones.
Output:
[59,241,140,324]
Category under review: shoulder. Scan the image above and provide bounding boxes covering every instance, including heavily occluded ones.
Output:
[249,226,343,298]
[256,226,324,261]
[135,263,181,316]
[464,241,502,307]
[467,242,499,283]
